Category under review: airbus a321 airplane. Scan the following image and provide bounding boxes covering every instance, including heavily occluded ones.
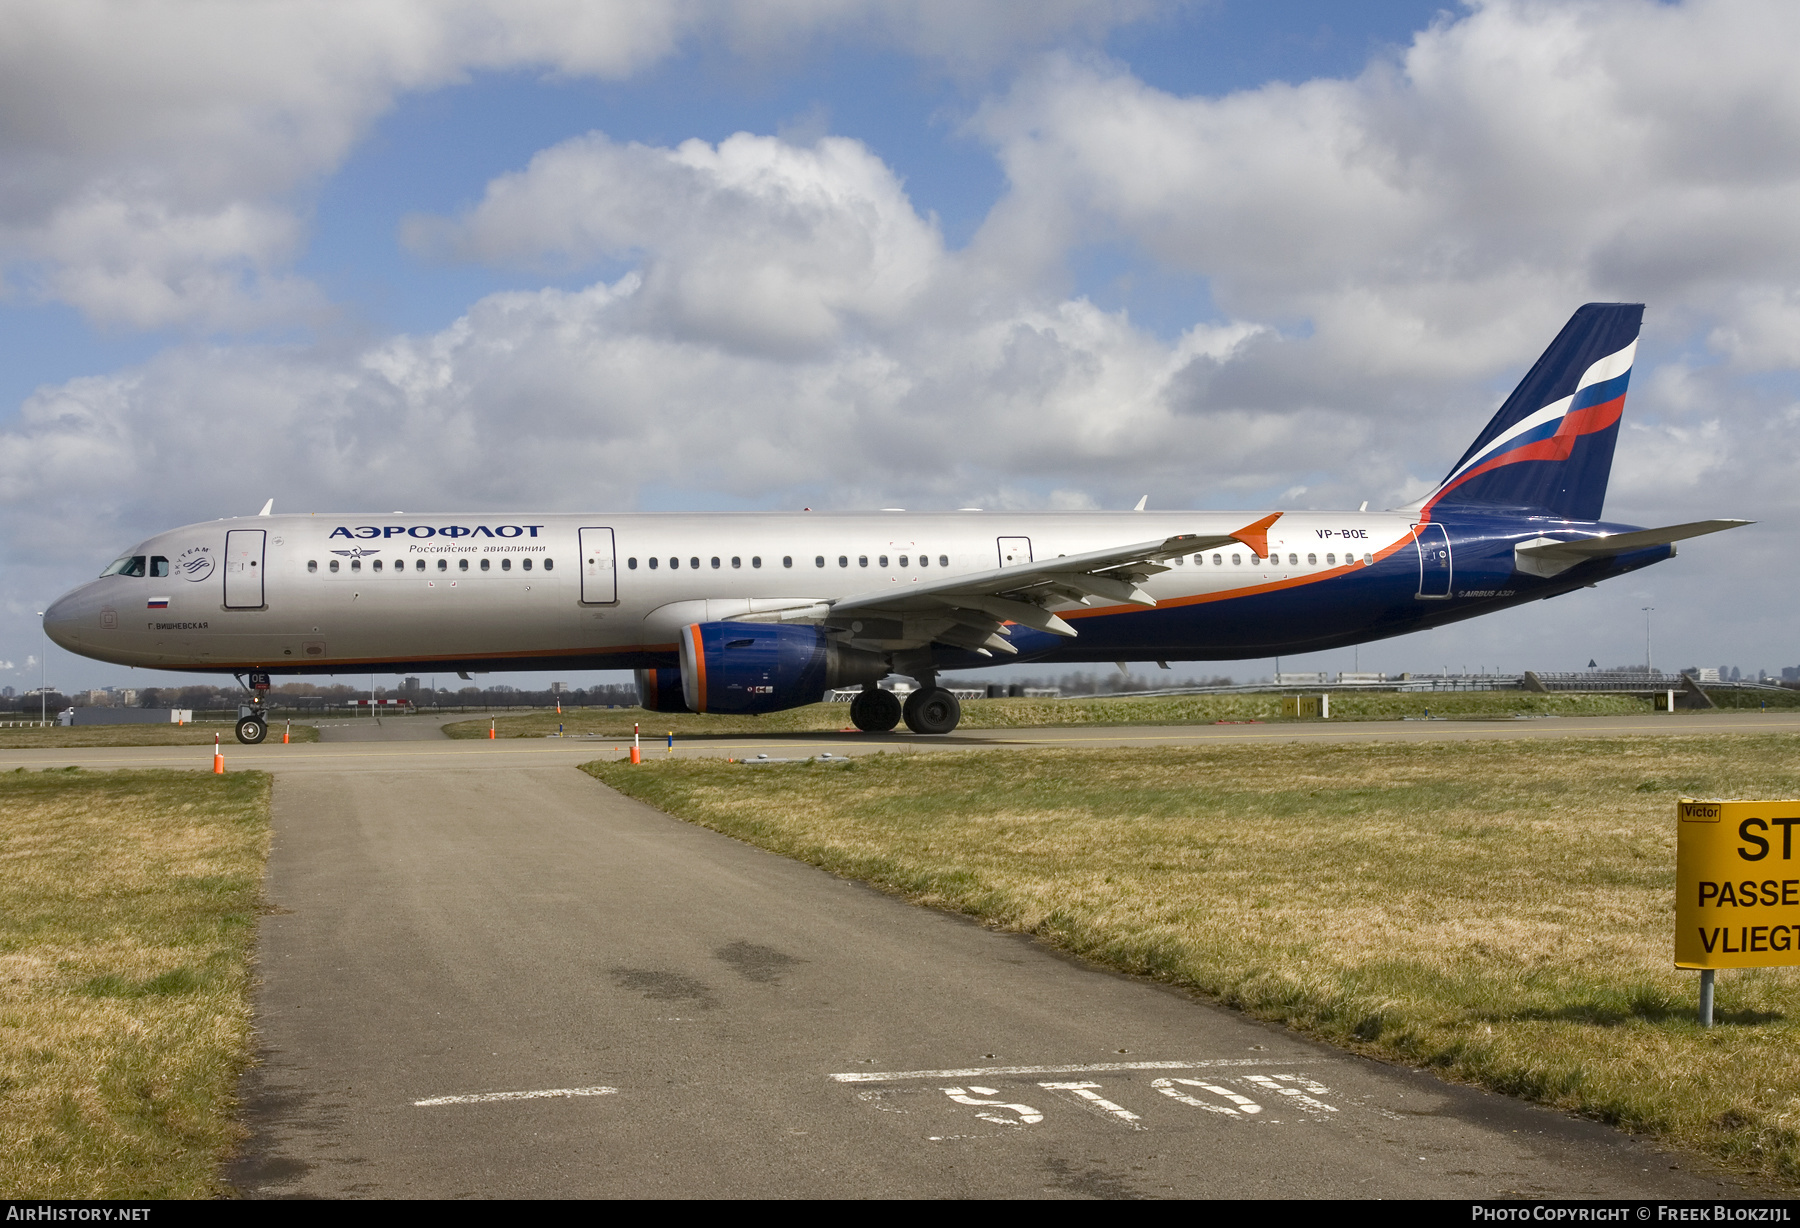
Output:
[44,303,1747,744]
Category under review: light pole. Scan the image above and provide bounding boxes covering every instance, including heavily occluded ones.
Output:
[33,611,45,724]
[1642,607,1654,674]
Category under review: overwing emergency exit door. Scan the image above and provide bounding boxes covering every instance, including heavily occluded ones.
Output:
[997,537,1033,567]
[580,527,617,603]
[223,529,265,608]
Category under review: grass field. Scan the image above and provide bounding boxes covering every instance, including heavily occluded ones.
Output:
[588,733,1800,1183]
[448,690,1664,739]
[0,722,319,749]
[0,769,271,1198]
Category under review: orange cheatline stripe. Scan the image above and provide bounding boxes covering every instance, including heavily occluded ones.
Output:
[1063,533,1415,621]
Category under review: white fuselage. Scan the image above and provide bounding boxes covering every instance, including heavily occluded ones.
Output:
[44,509,1418,674]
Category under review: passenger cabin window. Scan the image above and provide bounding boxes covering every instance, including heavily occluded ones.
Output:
[329,559,340,573]
[689,557,698,570]
[838,556,848,568]
[782,556,793,568]
[816,556,825,568]
[919,554,929,567]
[545,558,554,571]
[731,557,741,568]
[481,558,491,571]
[899,555,909,567]
[1211,553,1221,566]
[522,558,532,571]
[1362,553,1372,565]
[712,557,721,569]
[859,555,868,567]
[373,559,383,572]
[1307,553,1317,566]
[1326,553,1336,565]
[351,559,361,573]
[879,555,889,567]
[1231,554,1241,566]
[1289,553,1298,565]
[502,558,512,571]
[459,558,469,571]
[628,557,637,569]
[648,557,658,569]
[669,557,678,569]
[752,556,762,568]
[437,558,447,571]
[307,560,318,573]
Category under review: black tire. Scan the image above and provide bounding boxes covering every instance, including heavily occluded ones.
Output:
[902,687,961,735]
[849,688,902,732]
[235,716,268,745]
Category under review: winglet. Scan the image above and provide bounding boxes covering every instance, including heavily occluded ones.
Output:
[1230,512,1282,558]
[257,499,274,516]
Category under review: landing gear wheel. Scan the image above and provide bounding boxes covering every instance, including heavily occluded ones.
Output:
[902,687,962,735]
[235,716,268,745]
[850,688,902,732]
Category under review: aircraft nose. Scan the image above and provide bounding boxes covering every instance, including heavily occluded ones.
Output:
[42,588,89,653]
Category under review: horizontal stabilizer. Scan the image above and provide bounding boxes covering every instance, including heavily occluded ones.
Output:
[1515,519,1750,578]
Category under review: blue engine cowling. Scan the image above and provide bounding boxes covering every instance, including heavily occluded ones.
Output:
[677,621,886,715]
[634,667,692,713]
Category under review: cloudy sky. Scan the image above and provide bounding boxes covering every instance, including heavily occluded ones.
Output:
[3,0,1795,694]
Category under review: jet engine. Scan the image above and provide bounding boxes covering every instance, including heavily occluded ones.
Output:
[634,666,692,713]
[678,621,886,715]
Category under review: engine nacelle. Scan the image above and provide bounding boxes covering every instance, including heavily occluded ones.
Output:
[634,667,692,713]
[678,621,886,715]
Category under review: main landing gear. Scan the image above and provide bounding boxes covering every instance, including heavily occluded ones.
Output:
[849,686,902,732]
[848,682,963,734]
[902,685,961,736]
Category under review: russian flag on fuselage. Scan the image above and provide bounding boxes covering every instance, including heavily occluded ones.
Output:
[1424,303,1643,522]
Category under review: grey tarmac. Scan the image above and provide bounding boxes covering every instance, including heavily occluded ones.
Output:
[4,709,1799,774]
[5,714,1784,1196]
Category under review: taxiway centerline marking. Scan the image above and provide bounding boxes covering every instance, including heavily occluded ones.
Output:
[414,1085,618,1106]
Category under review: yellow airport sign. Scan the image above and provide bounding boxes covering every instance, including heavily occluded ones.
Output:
[1676,798,1800,969]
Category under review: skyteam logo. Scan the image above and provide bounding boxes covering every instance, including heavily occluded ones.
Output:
[175,544,215,582]
[1429,339,1635,508]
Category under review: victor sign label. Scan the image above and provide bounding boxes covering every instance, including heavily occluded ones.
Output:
[1676,798,1800,969]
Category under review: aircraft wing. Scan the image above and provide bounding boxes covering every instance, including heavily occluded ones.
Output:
[1514,519,1751,578]
[794,514,1282,657]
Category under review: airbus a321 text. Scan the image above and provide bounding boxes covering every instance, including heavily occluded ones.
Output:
[44,303,1748,743]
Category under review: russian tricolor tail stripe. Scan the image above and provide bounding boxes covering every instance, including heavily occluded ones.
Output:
[1421,303,1643,522]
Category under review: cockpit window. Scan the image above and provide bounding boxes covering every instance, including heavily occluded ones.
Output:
[100,555,147,578]
[150,556,170,577]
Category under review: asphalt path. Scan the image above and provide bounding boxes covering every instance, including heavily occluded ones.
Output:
[5,712,1788,1196]
[223,756,1762,1199]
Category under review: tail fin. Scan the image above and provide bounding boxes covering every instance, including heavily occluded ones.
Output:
[1419,303,1643,521]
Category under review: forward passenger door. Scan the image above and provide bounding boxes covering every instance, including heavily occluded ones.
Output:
[580,527,617,604]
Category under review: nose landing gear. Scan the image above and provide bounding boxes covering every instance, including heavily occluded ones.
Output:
[234,670,272,744]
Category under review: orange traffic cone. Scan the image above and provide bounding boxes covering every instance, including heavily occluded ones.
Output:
[282,720,290,745]
[489,719,496,740]
[213,733,224,775]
